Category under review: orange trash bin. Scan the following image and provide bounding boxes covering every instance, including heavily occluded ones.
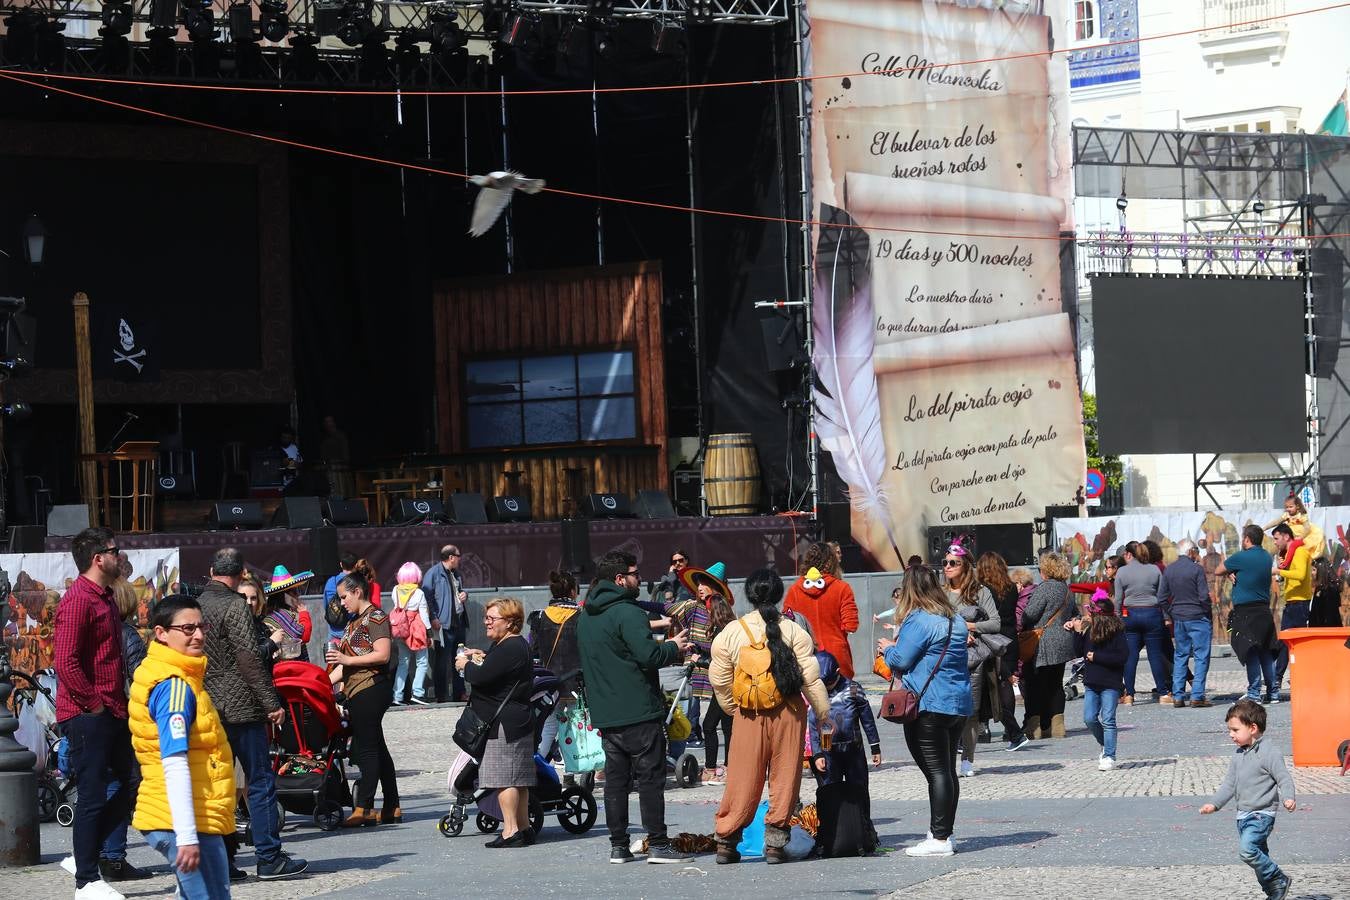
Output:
[1278,627,1350,766]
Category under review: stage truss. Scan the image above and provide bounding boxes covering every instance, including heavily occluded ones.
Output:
[1074,125,1350,507]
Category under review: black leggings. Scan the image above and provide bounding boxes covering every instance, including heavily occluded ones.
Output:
[703,701,734,769]
[903,711,965,840]
[1021,663,1066,731]
[347,683,399,809]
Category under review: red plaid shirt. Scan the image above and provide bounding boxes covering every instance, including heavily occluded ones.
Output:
[54,574,127,722]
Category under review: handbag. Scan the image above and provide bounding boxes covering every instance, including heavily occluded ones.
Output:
[557,696,606,774]
[1017,605,1064,664]
[880,615,953,724]
[452,677,522,760]
[872,653,892,681]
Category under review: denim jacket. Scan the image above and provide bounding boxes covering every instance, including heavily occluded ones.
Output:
[883,610,971,717]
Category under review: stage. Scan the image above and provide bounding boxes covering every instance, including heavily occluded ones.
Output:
[43,515,816,589]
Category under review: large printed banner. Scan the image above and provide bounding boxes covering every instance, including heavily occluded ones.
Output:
[2,549,180,676]
[807,0,1083,567]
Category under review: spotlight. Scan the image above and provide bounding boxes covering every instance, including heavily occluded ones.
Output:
[593,24,615,59]
[149,0,177,30]
[288,31,320,80]
[337,1,378,48]
[100,1,133,38]
[182,0,215,42]
[429,10,463,54]
[1116,191,1128,212]
[259,0,288,42]
[652,20,686,56]
[686,0,715,23]
[587,0,615,19]
[482,0,512,14]
[498,11,536,48]
[1253,197,1266,217]
[393,28,421,78]
[35,17,65,69]
[559,16,590,67]
[147,26,176,72]
[227,3,254,43]
[2,11,39,64]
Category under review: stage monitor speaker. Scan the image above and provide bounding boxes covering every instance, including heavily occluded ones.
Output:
[449,493,488,525]
[309,525,339,583]
[634,490,676,520]
[156,472,195,498]
[7,524,45,553]
[582,492,633,519]
[272,497,324,529]
[560,518,594,578]
[973,523,1035,567]
[324,498,368,526]
[47,504,91,538]
[488,495,532,523]
[390,498,446,524]
[210,500,264,530]
[1309,246,1344,377]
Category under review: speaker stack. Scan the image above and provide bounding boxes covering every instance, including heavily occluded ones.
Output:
[560,519,594,579]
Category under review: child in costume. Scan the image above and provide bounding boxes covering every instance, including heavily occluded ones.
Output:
[1265,493,1324,568]
[806,650,881,792]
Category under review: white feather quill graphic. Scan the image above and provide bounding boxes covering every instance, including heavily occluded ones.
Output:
[812,206,903,563]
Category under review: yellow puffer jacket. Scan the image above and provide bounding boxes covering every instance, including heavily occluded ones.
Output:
[129,641,237,836]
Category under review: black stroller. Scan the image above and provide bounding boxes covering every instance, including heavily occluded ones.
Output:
[438,666,597,837]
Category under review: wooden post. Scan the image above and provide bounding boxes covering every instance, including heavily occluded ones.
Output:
[73,292,98,526]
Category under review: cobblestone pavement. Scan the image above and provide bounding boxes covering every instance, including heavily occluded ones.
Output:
[885,865,1349,899]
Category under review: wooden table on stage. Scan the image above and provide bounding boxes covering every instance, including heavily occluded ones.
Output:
[82,444,159,533]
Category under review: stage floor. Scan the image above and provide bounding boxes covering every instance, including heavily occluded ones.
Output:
[44,515,816,588]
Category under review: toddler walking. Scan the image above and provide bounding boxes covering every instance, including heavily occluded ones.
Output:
[1200,698,1296,900]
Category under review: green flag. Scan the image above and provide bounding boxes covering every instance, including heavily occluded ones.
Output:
[1318,90,1348,136]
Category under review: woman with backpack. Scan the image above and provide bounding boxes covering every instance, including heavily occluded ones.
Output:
[708,569,830,865]
[877,565,971,858]
[527,570,582,761]
[389,562,432,706]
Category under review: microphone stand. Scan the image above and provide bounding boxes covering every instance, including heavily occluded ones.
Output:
[103,412,136,453]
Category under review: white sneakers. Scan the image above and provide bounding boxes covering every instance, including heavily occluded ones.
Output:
[1098,756,1116,771]
[905,836,955,857]
[73,880,126,900]
[958,760,976,778]
[59,855,76,875]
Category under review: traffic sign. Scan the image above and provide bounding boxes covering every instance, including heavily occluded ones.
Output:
[1085,468,1105,500]
[1298,484,1315,510]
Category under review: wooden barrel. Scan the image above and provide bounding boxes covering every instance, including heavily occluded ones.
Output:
[704,433,761,516]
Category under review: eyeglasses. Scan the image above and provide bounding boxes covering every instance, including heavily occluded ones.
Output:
[671,557,686,565]
[163,622,209,636]
[484,615,505,624]
[625,569,640,578]
[97,546,120,557]
[942,559,961,568]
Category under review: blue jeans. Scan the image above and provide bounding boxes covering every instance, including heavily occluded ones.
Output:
[1172,618,1213,700]
[1274,601,1309,689]
[1082,687,1120,758]
[146,831,231,900]
[1245,648,1277,700]
[1236,813,1284,893]
[393,641,429,701]
[63,711,134,887]
[1123,606,1170,697]
[223,722,281,864]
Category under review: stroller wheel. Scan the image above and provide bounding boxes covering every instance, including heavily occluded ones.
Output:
[677,753,701,789]
[439,814,463,837]
[476,813,499,834]
[56,803,76,827]
[36,779,59,823]
[1338,740,1349,767]
[529,799,544,837]
[1064,684,1080,702]
[557,786,597,834]
[277,800,287,832]
[314,801,344,832]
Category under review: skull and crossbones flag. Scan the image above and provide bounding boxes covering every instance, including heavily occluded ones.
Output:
[93,310,159,382]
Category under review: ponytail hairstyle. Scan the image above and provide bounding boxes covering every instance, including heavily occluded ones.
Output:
[352,558,377,585]
[338,571,370,605]
[743,568,804,699]
[548,569,578,600]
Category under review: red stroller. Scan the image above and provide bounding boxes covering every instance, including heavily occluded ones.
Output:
[270,660,353,831]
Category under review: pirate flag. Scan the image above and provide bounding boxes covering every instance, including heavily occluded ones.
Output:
[93,310,159,382]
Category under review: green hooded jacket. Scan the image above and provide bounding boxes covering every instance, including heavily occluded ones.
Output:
[576,579,681,730]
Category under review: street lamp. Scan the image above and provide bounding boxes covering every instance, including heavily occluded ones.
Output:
[21,215,46,267]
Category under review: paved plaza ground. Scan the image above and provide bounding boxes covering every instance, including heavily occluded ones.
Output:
[16,652,1350,899]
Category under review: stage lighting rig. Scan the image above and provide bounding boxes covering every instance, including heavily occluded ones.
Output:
[687,0,715,23]
[498,10,537,48]
[483,0,513,15]
[429,9,464,54]
[100,2,132,38]
[182,0,215,42]
[259,0,288,42]
[337,1,379,48]
[587,0,615,20]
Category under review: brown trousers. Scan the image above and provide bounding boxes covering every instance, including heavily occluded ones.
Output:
[714,700,807,844]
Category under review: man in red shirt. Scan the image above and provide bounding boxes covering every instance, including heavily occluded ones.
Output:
[55,527,135,900]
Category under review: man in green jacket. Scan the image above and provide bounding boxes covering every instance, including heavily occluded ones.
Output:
[578,550,692,865]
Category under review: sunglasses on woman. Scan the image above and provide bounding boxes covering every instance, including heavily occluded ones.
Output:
[942,558,961,568]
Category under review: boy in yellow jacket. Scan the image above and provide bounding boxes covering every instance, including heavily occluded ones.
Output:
[128,595,236,899]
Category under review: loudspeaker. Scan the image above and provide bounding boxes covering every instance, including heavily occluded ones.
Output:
[249,450,287,487]
[633,489,676,520]
[47,504,91,538]
[449,493,488,525]
[488,495,532,523]
[1309,246,1344,377]
[560,518,593,578]
[324,498,368,526]
[926,526,967,565]
[390,497,445,524]
[671,467,701,516]
[7,524,45,553]
[272,497,324,529]
[757,305,805,372]
[210,500,264,530]
[973,523,1035,567]
[582,492,633,519]
[309,525,339,582]
[156,472,195,498]
[818,502,853,544]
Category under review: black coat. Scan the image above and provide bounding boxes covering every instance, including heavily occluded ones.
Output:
[464,634,534,741]
[1228,602,1280,665]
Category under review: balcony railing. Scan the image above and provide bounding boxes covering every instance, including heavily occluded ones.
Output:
[1202,0,1287,35]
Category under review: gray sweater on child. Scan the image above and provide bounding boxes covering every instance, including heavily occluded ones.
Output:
[1210,736,1296,815]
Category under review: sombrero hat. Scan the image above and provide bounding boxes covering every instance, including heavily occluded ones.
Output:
[679,561,729,600]
[264,565,315,595]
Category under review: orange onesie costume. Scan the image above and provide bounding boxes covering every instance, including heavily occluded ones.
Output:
[783,567,860,678]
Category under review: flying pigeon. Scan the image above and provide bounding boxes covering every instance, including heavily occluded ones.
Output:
[468,170,546,237]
